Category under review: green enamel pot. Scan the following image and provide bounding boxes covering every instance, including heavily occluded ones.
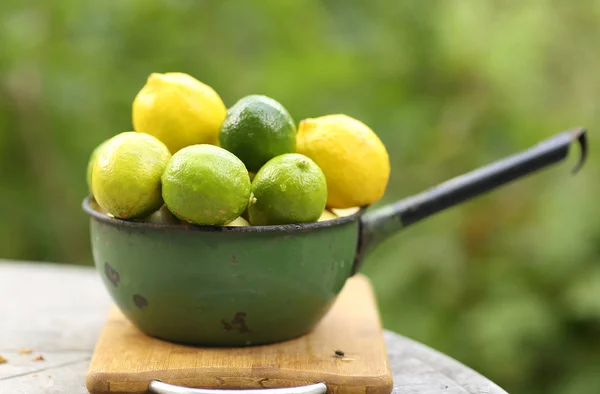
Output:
[83,128,587,347]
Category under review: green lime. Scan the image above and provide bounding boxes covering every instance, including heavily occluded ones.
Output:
[86,139,109,194]
[241,206,250,221]
[162,144,251,225]
[218,95,296,172]
[93,132,171,219]
[141,205,180,225]
[248,153,327,225]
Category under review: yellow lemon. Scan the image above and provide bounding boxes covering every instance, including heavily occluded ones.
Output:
[132,72,227,153]
[318,210,338,222]
[225,216,250,226]
[297,114,390,208]
[331,207,361,217]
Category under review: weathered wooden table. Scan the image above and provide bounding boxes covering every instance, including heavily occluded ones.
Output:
[0,261,507,394]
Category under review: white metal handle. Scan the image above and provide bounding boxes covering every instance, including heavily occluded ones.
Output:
[148,381,328,394]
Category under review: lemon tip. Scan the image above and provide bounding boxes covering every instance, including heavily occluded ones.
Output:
[147,72,165,85]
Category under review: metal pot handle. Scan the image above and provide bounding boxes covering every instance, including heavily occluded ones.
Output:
[148,381,328,394]
[352,127,588,274]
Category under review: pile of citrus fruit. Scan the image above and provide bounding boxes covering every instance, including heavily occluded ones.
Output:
[87,72,390,227]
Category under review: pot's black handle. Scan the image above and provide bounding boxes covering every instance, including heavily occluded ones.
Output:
[353,127,588,274]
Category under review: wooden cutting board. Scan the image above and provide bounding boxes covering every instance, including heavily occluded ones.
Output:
[86,274,393,394]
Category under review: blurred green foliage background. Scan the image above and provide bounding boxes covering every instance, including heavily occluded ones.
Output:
[1,1,599,393]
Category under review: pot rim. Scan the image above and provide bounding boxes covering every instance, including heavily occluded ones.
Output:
[82,195,368,233]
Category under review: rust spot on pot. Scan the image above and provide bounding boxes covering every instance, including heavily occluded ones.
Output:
[133,294,148,309]
[231,254,238,265]
[221,312,252,333]
[104,262,119,287]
